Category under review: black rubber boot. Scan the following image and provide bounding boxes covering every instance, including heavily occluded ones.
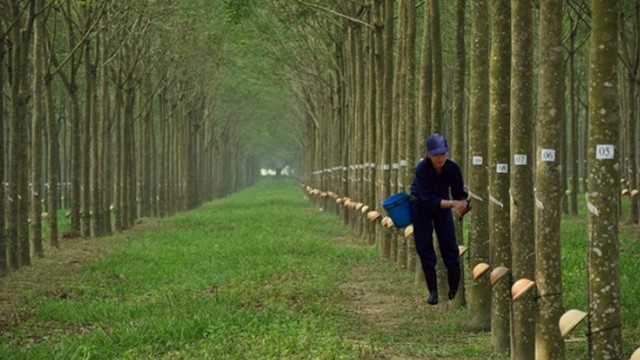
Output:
[447,265,461,300]
[425,270,438,305]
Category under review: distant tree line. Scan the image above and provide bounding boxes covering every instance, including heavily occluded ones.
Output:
[0,1,271,275]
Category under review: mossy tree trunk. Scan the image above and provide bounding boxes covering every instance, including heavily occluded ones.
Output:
[418,1,432,142]
[619,3,640,224]
[114,72,125,232]
[426,0,448,303]
[89,32,105,237]
[587,0,623,357]
[44,64,60,246]
[372,0,388,258]
[84,35,96,239]
[451,0,466,168]
[567,10,580,217]
[342,1,367,238]
[140,74,154,218]
[391,0,403,202]
[8,0,34,269]
[451,0,466,309]
[430,0,443,134]
[98,16,112,235]
[0,22,7,276]
[402,0,416,190]
[122,78,136,230]
[389,0,404,262]
[158,86,168,217]
[80,9,93,238]
[402,0,417,272]
[465,0,491,333]
[186,97,203,211]
[509,0,535,358]
[365,3,378,245]
[535,0,565,358]
[31,0,46,258]
[488,0,511,351]
[354,16,367,239]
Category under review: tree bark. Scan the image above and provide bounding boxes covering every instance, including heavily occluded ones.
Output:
[44,47,60,248]
[8,0,34,268]
[365,3,378,246]
[123,80,137,229]
[402,0,417,273]
[31,0,46,258]
[619,3,640,224]
[587,0,623,357]
[568,11,580,216]
[353,9,367,240]
[98,15,111,236]
[535,0,565,357]
[373,0,393,258]
[464,0,491,332]
[114,72,124,232]
[430,0,443,134]
[509,0,535,358]
[140,74,154,217]
[418,1,432,143]
[82,31,94,238]
[489,0,511,351]
[159,86,169,217]
[451,0,466,309]
[0,23,7,276]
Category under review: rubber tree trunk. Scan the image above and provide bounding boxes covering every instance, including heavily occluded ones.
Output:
[509,0,535,358]
[450,0,467,310]
[488,0,511,351]
[587,0,623,357]
[31,0,46,257]
[535,0,565,358]
[464,0,491,333]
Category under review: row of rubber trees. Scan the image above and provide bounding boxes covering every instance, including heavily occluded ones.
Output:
[302,184,640,360]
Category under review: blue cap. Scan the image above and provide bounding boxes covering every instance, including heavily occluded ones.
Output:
[426,133,448,156]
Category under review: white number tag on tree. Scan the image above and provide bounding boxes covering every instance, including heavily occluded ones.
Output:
[540,149,556,162]
[514,154,527,165]
[596,145,614,160]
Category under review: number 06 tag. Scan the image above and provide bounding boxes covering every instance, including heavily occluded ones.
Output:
[540,149,556,162]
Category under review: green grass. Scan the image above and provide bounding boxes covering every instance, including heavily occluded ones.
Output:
[0,179,381,359]
[0,178,638,359]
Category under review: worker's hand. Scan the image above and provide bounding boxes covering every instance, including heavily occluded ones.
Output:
[455,199,471,218]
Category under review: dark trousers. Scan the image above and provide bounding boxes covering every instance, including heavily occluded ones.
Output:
[410,201,460,274]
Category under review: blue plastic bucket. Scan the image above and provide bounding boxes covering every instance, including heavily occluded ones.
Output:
[382,192,411,228]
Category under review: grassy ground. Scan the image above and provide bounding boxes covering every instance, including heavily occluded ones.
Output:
[0,179,638,359]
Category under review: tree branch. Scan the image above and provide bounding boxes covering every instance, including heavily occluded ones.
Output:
[295,0,372,28]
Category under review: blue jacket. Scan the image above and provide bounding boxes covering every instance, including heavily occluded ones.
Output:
[410,158,468,211]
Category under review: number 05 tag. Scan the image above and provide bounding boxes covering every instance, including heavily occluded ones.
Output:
[596,145,614,160]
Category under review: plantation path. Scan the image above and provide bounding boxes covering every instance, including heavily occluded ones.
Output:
[337,254,489,360]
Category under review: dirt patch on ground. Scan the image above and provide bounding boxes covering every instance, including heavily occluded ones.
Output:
[0,219,161,331]
[335,235,482,359]
[339,266,410,332]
